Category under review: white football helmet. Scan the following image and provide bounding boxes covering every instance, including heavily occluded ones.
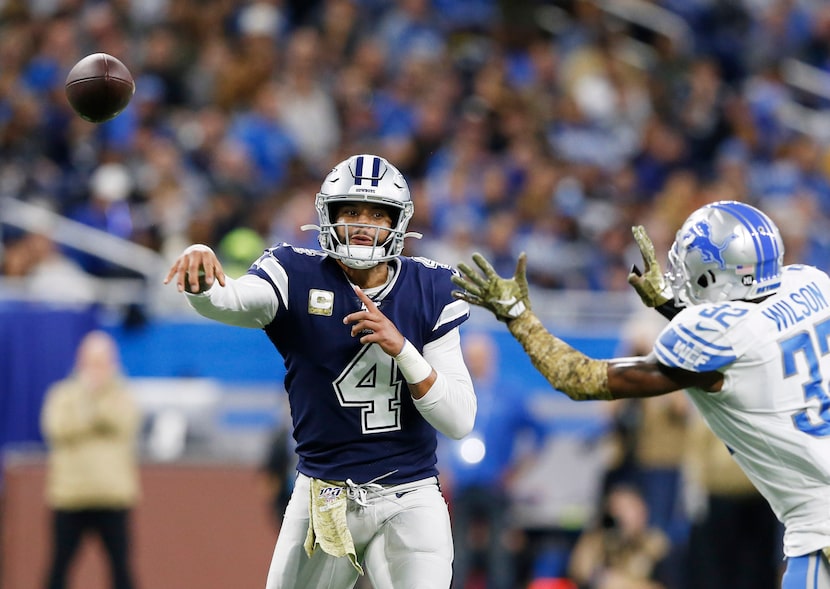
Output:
[667,200,785,306]
[302,154,421,269]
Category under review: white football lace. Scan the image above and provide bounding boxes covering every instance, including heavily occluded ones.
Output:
[345,470,398,507]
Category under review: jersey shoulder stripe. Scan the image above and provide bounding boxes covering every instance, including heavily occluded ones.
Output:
[248,244,326,308]
[675,323,734,351]
[435,299,470,331]
[655,307,739,372]
[397,257,469,339]
[654,327,737,371]
[251,251,290,308]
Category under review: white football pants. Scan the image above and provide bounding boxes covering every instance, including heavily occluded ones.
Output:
[265,472,453,589]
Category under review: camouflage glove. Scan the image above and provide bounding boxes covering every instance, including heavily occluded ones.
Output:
[628,225,672,308]
[452,252,530,322]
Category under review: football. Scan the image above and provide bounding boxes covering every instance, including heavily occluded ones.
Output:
[65,53,135,123]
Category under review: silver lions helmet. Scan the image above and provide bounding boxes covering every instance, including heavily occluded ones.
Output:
[302,154,421,269]
[667,200,785,306]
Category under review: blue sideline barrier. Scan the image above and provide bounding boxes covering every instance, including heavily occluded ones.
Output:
[0,305,621,480]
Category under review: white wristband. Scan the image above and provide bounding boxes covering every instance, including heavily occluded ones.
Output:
[394,340,433,384]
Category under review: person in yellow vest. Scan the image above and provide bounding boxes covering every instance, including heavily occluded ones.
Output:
[41,330,142,589]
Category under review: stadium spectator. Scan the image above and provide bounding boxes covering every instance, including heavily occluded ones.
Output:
[224,81,299,196]
[65,162,136,277]
[275,27,342,175]
[567,483,671,589]
[258,420,296,533]
[376,0,446,73]
[606,307,689,526]
[452,200,830,589]
[441,330,538,589]
[605,307,691,589]
[5,0,830,289]
[683,409,782,589]
[41,330,142,589]
[4,230,97,304]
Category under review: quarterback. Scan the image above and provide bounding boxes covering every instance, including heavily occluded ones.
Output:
[452,201,830,588]
[166,154,476,588]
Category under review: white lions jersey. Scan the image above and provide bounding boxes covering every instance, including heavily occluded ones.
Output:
[654,264,830,557]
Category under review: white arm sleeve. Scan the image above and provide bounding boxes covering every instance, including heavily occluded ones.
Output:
[411,327,476,440]
[185,274,280,328]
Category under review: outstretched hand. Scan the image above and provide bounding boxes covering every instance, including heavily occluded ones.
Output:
[163,244,226,293]
[627,225,671,308]
[452,252,530,322]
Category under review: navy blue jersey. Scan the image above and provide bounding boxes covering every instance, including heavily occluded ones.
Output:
[248,244,469,484]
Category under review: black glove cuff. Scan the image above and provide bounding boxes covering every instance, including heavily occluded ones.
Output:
[655,300,682,320]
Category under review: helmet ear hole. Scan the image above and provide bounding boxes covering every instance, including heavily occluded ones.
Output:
[697,271,716,288]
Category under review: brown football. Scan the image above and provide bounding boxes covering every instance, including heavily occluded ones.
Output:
[65,53,135,123]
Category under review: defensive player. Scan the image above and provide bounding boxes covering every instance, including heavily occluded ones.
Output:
[165,154,476,589]
[452,200,830,588]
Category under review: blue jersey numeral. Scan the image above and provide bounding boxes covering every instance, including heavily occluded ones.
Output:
[780,318,830,437]
[699,303,748,328]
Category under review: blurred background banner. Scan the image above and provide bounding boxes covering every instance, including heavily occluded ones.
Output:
[0,303,620,465]
[0,304,98,461]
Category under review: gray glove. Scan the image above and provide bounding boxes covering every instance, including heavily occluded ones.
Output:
[628,225,672,308]
[452,252,530,322]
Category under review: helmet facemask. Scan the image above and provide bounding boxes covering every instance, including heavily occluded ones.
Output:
[319,197,413,269]
[302,154,421,269]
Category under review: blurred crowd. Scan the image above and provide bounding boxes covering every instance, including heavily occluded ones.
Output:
[3,0,830,293]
